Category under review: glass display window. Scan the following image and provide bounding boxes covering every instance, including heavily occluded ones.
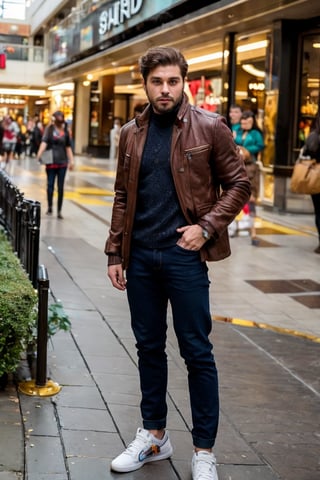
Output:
[297,33,320,148]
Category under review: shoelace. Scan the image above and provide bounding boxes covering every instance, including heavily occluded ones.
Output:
[194,455,216,480]
[124,429,151,456]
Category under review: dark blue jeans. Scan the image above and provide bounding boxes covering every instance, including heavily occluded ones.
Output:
[126,244,219,449]
[46,166,67,212]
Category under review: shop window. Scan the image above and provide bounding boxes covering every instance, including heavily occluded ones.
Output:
[187,76,222,112]
[89,81,101,145]
[298,34,320,148]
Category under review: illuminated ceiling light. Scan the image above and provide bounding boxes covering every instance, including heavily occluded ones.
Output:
[188,51,224,65]
[48,83,74,91]
[237,40,268,53]
[83,80,90,86]
[242,64,266,78]
[0,88,46,96]
[188,40,267,66]
[87,74,93,80]
[313,43,320,48]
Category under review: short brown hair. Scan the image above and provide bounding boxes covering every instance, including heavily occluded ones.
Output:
[139,46,188,82]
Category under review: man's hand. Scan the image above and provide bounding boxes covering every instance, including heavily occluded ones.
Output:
[108,264,126,290]
[176,224,207,250]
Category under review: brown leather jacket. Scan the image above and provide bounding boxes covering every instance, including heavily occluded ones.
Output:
[105,94,251,269]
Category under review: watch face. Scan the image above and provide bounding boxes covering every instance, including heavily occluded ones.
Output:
[202,229,209,239]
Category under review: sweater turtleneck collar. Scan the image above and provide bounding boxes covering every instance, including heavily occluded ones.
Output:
[150,103,180,128]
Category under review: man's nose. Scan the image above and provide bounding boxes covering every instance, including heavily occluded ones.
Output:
[161,82,170,93]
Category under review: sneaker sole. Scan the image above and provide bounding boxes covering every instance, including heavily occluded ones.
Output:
[111,447,173,473]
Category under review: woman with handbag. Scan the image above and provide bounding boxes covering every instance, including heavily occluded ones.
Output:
[234,110,264,244]
[36,111,74,219]
[303,112,320,253]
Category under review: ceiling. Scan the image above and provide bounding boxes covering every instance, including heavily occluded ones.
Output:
[45,0,320,90]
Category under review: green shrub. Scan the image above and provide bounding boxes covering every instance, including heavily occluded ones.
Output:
[0,231,38,377]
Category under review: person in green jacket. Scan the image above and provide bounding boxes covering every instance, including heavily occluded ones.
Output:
[234,110,264,243]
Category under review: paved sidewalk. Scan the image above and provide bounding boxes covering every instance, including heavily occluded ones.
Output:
[0,157,319,480]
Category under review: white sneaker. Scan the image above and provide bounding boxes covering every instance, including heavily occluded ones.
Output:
[192,451,219,480]
[111,427,173,472]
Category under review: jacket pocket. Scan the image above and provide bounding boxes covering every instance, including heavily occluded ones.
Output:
[184,144,214,212]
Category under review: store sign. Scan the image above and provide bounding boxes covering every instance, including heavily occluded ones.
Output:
[249,82,265,91]
[48,0,186,67]
[99,0,143,35]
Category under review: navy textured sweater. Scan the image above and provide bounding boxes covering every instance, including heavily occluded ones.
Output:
[132,108,186,248]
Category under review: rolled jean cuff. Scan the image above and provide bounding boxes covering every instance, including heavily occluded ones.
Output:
[143,418,166,431]
[192,435,216,450]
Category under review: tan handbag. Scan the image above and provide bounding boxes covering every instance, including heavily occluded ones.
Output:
[290,157,320,195]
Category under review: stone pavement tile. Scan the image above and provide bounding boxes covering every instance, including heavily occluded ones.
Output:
[62,430,123,459]
[85,355,137,375]
[215,413,264,465]
[218,465,279,480]
[27,476,67,480]
[246,435,320,480]
[57,405,116,432]
[67,456,175,480]
[19,396,59,437]
[54,385,106,409]
[95,373,141,406]
[71,329,129,358]
[0,387,22,474]
[239,326,320,391]
[47,365,95,387]
[0,424,23,472]
[25,436,66,476]
[0,474,23,479]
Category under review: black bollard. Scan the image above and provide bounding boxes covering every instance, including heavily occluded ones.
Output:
[19,264,61,396]
[36,264,49,387]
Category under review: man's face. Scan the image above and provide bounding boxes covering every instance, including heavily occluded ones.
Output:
[229,107,242,125]
[143,65,184,114]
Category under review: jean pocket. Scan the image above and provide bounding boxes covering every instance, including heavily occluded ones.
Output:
[175,244,199,255]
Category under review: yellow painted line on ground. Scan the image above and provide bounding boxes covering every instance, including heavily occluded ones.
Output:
[256,217,309,236]
[63,191,113,205]
[76,165,116,177]
[73,187,114,196]
[213,315,320,343]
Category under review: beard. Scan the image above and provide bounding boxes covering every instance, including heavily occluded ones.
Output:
[147,89,184,115]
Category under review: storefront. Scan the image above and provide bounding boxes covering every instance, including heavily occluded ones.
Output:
[43,0,320,212]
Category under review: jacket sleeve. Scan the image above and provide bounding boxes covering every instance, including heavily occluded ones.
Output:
[198,117,251,238]
[104,126,128,261]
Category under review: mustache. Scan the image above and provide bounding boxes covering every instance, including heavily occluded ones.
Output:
[156,95,174,101]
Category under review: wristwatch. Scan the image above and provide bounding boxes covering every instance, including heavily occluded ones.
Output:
[202,228,210,240]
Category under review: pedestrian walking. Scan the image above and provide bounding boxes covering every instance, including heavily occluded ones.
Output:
[109,117,121,161]
[301,109,320,253]
[234,110,264,243]
[1,116,20,168]
[229,103,242,137]
[105,46,251,480]
[36,111,74,219]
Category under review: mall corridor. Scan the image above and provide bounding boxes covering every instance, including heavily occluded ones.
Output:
[0,155,319,480]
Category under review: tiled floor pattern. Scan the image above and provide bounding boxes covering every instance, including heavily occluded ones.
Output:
[246,279,320,309]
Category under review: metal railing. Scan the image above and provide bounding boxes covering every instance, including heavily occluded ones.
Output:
[0,43,45,62]
[0,169,40,288]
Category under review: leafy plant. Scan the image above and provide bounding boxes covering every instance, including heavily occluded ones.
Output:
[47,302,71,337]
[0,231,38,377]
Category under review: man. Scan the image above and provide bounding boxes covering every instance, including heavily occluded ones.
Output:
[229,103,242,138]
[105,46,250,480]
